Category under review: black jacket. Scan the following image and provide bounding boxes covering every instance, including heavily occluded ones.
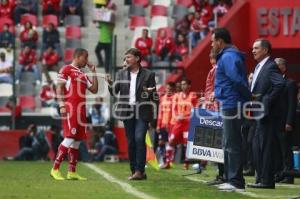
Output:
[109,67,158,122]
[252,58,285,118]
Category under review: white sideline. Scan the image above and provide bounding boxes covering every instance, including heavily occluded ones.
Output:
[84,163,158,199]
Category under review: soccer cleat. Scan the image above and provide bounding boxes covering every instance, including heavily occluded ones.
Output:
[67,172,87,180]
[50,169,65,180]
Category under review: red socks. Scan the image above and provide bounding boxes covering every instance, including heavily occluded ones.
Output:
[53,144,68,170]
[68,148,79,172]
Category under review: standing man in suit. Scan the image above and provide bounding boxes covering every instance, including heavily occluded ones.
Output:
[247,39,285,189]
[274,58,298,184]
[105,48,158,180]
[212,28,251,192]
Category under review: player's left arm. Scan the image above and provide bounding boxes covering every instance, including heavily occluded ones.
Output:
[87,63,98,94]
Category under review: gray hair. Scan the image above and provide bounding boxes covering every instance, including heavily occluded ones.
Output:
[274,57,286,65]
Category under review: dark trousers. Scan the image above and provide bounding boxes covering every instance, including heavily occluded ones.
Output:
[123,117,148,174]
[221,108,245,188]
[274,125,294,180]
[95,42,112,73]
[252,116,276,185]
[242,119,256,171]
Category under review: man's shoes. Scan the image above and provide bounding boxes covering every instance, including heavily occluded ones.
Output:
[278,178,294,184]
[50,169,65,180]
[243,169,255,176]
[247,183,275,189]
[128,171,147,180]
[218,183,245,192]
[206,176,225,186]
[67,172,87,180]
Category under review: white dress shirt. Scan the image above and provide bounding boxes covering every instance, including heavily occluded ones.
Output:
[129,70,138,105]
[251,56,269,92]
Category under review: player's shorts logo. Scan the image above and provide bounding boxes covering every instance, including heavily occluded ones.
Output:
[71,128,77,135]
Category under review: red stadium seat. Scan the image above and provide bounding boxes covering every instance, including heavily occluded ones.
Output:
[42,14,58,28]
[132,0,149,8]
[0,17,14,33]
[0,106,10,112]
[20,14,38,26]
[150,5,168,17]
[19,95,36,111]
[129,16,146,30]
[64,48,76,64]
[65,26,81,40]
[176,0,193,7]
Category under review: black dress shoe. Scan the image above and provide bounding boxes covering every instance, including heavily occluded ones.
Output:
[247,183,275,189]
[279,178,294,184]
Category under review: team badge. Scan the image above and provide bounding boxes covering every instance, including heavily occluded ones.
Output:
[71,128,77,135]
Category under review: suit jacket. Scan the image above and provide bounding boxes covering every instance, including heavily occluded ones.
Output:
[251,58,285,118]
[279,77,298,128]
[109,67,158,122]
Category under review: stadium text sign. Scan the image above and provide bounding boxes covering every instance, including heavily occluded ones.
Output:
[186,108,224,163]
[257,7,300,36]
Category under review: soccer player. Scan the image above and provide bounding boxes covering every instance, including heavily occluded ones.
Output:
[162,79,199,169]
[156,82,175,168]
[50,48,98,180]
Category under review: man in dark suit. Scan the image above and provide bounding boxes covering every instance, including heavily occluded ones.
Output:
[105,48,158,180]
[274,57,298,184]
[248,39,285,189]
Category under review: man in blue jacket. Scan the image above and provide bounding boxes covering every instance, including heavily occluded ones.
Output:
[212,28,251,192]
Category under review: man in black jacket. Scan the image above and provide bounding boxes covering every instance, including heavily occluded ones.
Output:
[105,48,158,180]
[248,39,285,189]
[274,57,298,184]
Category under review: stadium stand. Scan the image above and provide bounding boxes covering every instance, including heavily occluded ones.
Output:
[42,14,59,28]
[20,14,38,27]
[128,4,145,17]
[129,15,147,30]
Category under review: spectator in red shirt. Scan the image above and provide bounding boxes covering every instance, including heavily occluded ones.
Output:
[41,45,60,82]
[16,45,41,84]
[20,21,38,49]
[171,33,188,62]
[199,0,213,27]
[154,29,174,62]
[188,11,209,48]
[134,29,153,65]
[42,0,61,16]
[174,13,194,37]
[0,0,14,19]
[40,80,57,107]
